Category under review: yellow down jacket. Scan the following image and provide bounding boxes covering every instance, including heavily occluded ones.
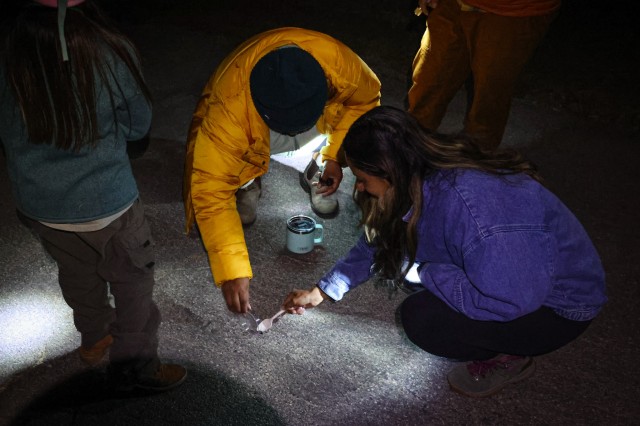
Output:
[183,27,381,285]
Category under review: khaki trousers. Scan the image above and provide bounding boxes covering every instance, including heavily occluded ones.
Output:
[22,199,160,376]
[408,0,556,149]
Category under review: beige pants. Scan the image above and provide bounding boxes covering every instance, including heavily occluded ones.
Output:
[408,0,556,149]
[22,199,160,378]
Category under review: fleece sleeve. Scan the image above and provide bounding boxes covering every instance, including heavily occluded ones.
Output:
[111,51,152,141]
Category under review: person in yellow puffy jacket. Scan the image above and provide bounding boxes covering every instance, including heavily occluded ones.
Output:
[183,27,381,313]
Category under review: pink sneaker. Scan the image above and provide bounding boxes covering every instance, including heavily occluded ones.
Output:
[447,354,535,398]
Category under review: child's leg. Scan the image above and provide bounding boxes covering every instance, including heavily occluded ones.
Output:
[80,199,161,378]
[26,219,115,348]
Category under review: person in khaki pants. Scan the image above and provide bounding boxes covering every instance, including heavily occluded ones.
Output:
[408,0,560,150]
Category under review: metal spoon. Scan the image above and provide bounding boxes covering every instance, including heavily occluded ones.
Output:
[256,309,286,333]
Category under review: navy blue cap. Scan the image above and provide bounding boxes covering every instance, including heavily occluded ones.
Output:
[250,47,328,135]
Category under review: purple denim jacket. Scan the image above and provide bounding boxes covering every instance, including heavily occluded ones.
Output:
[318,169,607,322]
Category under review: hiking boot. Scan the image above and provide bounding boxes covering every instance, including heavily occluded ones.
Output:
[447,354,535,398]
[78,334,113,366]
[110,362,188,393]
[236,178,261,225]
[300,158,338,216]
[135,363,188,391]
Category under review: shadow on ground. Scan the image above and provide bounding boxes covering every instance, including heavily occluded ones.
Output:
[1,1,639,425]
[7,358,285,426]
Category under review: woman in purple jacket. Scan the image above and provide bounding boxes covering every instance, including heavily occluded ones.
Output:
[282,106,606,398]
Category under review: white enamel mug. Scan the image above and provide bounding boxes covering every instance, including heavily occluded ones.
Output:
[286,215,323,254]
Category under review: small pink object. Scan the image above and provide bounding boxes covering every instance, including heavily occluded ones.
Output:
[34,0,86,7]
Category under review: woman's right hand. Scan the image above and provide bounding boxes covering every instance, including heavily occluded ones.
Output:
[282,286,327,315]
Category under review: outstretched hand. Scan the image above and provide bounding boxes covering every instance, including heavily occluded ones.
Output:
[282,286,328,314]
[221,277,251,313]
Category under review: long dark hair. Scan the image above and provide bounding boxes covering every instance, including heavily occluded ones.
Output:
[342,106,541,281]
[0,0,151,151]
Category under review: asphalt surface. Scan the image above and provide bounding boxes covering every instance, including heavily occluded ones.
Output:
[1,1,639,425]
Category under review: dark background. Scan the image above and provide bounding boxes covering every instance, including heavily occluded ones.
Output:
[100,0,639,137]
[1,1,639,425]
